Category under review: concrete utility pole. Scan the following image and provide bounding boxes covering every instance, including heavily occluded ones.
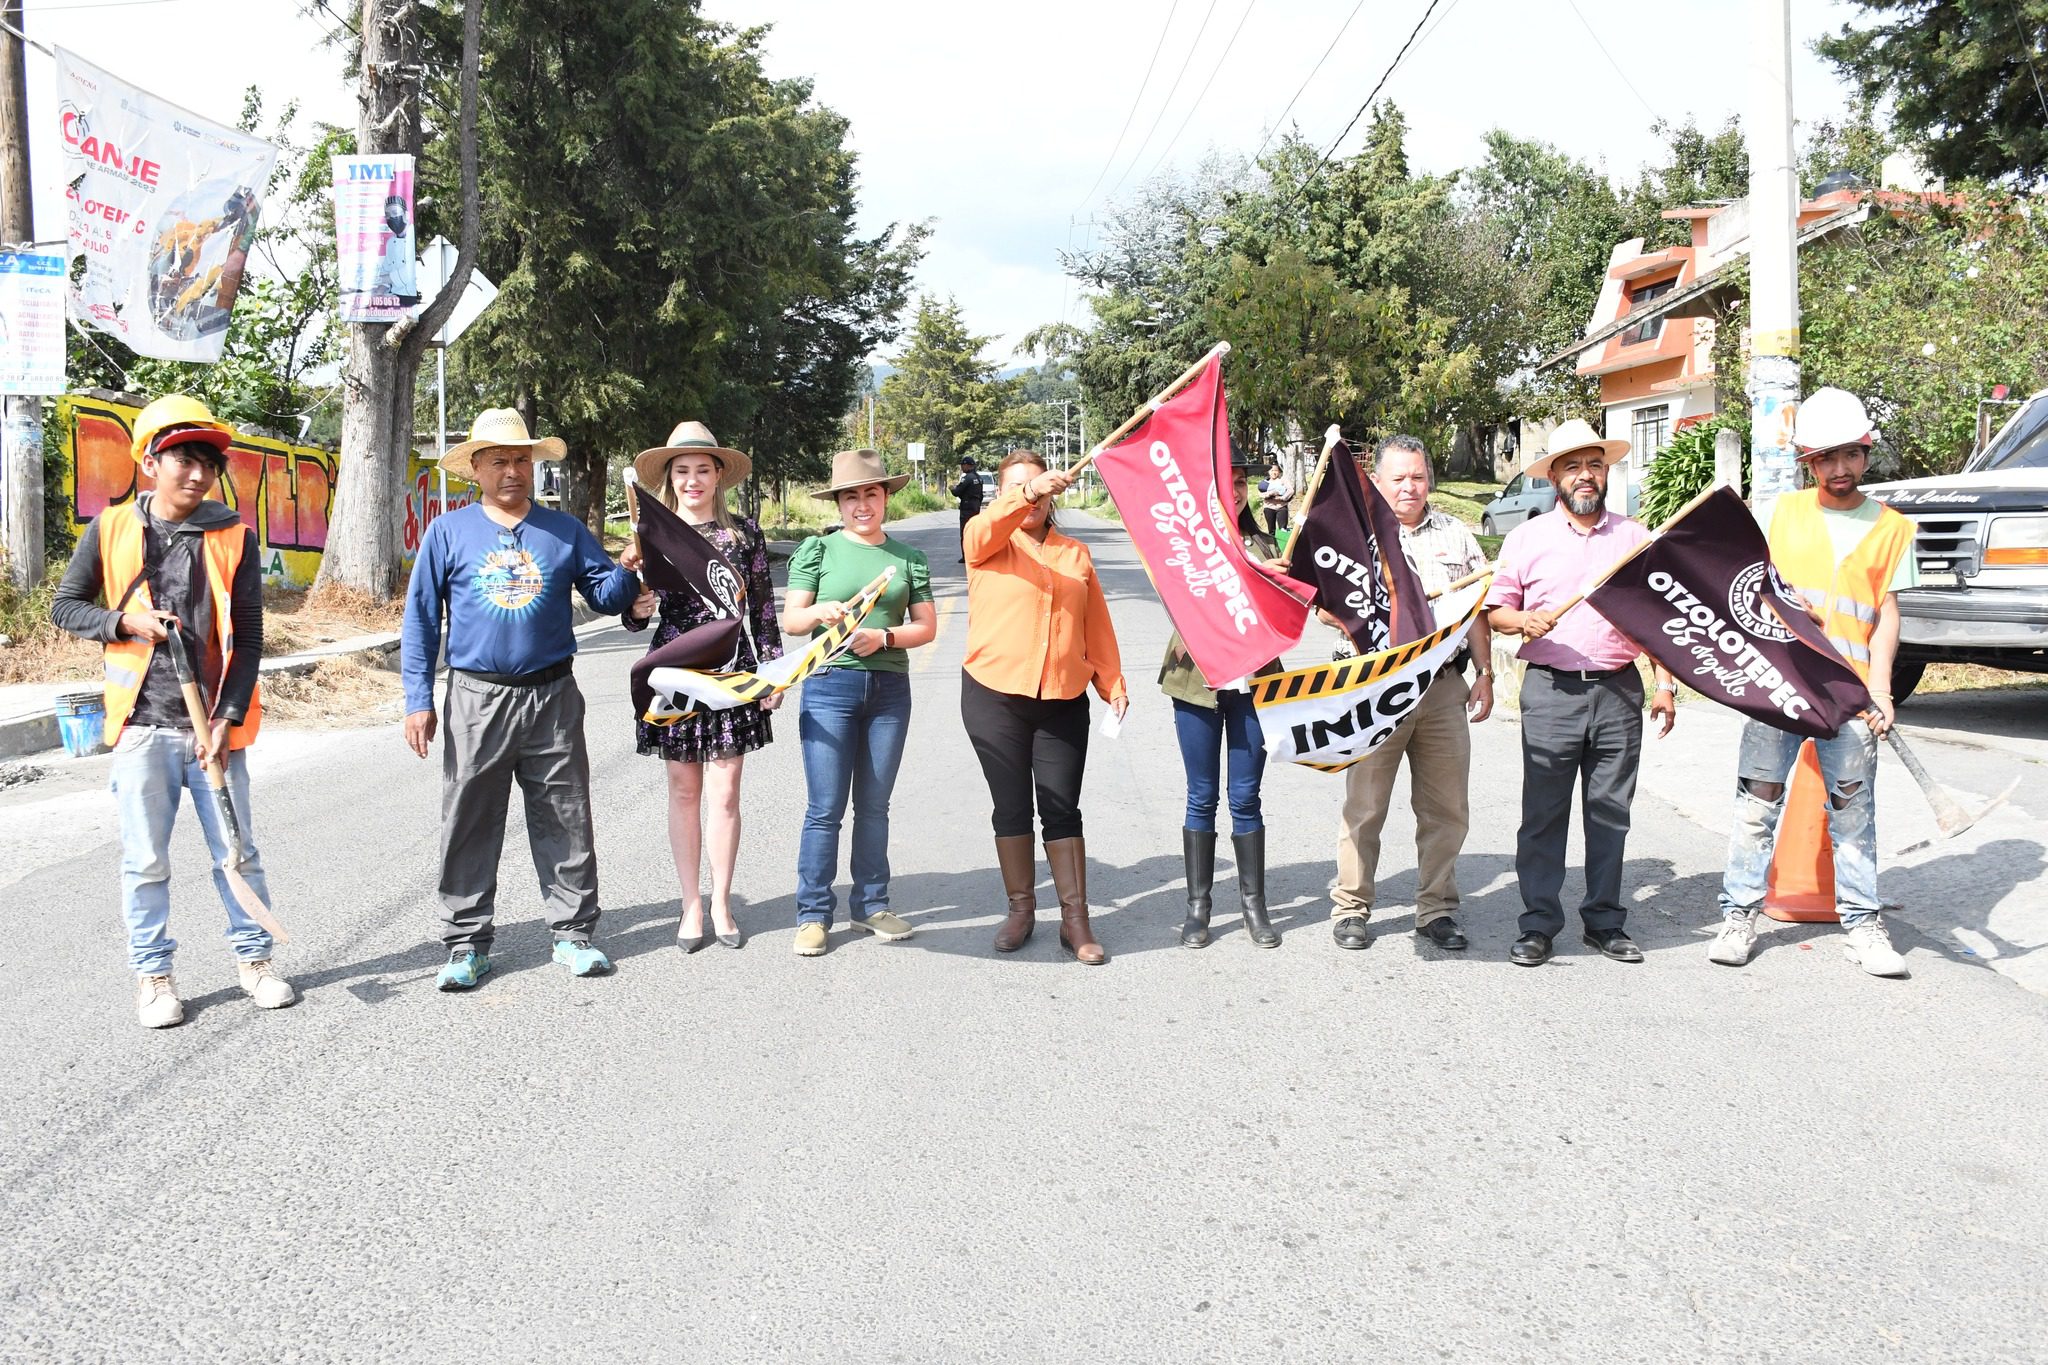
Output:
[1746,0,1801,528]
[0,0,41,589]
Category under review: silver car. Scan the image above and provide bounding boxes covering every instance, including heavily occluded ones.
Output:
[1481,472,1555,535]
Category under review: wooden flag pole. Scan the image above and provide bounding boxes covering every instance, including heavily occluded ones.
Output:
[1527,480,1726,622]
[620,469,644,564]
[1065,340,1231,481]
[1426,565,1496,601]
[1274,424,1343,571]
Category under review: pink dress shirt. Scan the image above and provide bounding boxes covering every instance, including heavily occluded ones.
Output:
[1485,506,1650,672]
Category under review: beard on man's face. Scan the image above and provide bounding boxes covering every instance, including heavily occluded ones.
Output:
[1565,482,1604,515]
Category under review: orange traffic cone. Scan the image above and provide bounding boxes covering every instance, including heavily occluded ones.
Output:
[1762,740,1839,922]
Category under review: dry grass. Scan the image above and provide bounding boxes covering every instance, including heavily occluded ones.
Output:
[1914,663,2048,696]
[271,584,405,653]
[259,653,405,729]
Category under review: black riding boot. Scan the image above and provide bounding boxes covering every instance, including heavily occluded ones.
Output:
[1234,829,1279,947]
[1180,829,1216,948]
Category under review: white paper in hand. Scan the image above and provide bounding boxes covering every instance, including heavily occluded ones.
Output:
[1098,705,1124,740]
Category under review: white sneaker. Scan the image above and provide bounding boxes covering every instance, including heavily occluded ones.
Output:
[1842,919,1908,978]
[1708,912,1758,966]
[237,959,298,1009]
[136,974,184,1029]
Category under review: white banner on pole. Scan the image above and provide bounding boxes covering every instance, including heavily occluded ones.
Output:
[56,47,279,362]
[0,252,68,395]
[333,153,419,322]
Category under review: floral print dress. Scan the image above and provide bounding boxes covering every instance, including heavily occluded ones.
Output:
[626,516,783,763]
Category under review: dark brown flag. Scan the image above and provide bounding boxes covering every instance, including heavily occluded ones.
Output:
[1586,486,1873,739]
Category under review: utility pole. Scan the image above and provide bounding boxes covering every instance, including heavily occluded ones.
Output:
[0,0,41,590]
[1746,0,1801,528]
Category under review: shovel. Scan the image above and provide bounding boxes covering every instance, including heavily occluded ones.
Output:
[1885,726,2020,855]
[163,624,289,942]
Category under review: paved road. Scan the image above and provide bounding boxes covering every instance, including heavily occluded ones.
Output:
[4,508,2046,1364]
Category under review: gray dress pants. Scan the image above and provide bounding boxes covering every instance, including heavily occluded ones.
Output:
[1514,665,1644,938]
[437,670,602,950]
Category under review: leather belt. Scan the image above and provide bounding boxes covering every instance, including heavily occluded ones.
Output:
[1528,662,1631,681]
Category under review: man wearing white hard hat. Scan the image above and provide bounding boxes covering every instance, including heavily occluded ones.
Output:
[400,409,656,992]
[1487,419,1678,968]
[1708,387,1918,977]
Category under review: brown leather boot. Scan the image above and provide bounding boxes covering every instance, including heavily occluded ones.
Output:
[1044,836,1106,965]
[992,835,1038,953]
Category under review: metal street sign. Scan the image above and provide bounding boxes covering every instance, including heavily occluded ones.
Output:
[417,235,497,348]
[906,442,925,463]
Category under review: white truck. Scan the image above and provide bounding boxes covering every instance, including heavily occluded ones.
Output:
[1867,387,2048,701]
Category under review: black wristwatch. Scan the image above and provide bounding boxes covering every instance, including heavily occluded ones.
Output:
[882,628,894,649]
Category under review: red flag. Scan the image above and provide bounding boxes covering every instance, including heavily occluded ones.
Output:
[1094,352,1311,687]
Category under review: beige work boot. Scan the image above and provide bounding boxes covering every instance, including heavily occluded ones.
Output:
[850,910,914,941]
[793,922,829,957]
[136,974,184,1029]
[237,959,298,1009]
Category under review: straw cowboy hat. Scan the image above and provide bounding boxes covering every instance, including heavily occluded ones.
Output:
[633,420,753,493]
[441,408,566,483]
[1518,418,1630,482]
[811,448,909,501]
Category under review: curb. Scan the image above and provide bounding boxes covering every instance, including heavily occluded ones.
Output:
[0,602,609,762]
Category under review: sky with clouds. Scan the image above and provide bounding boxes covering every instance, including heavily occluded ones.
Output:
[20,0,1868,362]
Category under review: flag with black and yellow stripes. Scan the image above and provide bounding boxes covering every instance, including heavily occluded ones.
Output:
[1252,577,1490,770]
[644,567,896,723]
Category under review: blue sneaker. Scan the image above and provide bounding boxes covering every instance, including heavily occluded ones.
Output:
[552,940,612,977]
[437,949,492,991]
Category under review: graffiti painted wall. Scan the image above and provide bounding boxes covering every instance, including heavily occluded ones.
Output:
[56,391,473,587]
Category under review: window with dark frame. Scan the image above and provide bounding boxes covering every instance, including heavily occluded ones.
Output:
[1631,404,1671,463]
[1618,278,1676,346]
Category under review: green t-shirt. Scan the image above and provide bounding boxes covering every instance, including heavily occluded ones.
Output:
[1820,499,1920,594]
[786,531,933,673]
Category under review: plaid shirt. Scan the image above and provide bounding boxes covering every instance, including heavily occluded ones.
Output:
[1398,507,1488,596]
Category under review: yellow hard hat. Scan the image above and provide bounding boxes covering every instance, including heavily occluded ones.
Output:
[130,394,234,464]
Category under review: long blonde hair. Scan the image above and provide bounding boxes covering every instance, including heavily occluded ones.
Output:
[654,452,735,529]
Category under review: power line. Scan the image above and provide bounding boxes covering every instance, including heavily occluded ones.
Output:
[1274,0,1447,213]
[2010,0,2048,128]
[1145,0,1259,182]
[1102,0,1222,204]
[1249,0,1367,165]
[1074,0,1180,211]
[1560,0,1662,125]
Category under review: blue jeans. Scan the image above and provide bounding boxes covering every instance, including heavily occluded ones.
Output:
[109,725,274,974]
[796,668,912,922]
[1718,718,1880,927]
[1171,694,1266,834]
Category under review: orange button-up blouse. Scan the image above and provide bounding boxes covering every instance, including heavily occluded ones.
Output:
[962,487,1128,703]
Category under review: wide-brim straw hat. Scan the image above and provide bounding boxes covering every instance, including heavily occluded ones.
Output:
[810,447,909,501]
[442,407,566,483]
[633,420,753,493]
[1518,417,1631,483]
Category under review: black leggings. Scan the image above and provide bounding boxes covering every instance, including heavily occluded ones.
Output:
[961,672,1090,841]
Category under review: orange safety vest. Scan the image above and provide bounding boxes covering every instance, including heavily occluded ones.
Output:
[1766,489,1914,682]
[97,503,263,748]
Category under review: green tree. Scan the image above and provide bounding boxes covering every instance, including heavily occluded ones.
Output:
[876,297,1036,465]
[424,0,920,528]
[1819,0,2048,186]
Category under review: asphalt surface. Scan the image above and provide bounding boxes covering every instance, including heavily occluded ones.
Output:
[4,508,2046,1364]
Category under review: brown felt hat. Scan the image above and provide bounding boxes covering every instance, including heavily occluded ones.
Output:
[810,448,909,501]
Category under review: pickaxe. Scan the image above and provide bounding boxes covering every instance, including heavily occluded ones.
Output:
[163,624,289,942]
[1886,726,2019,855]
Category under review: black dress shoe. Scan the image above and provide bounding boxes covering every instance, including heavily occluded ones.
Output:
[1416,916,1468,950]
[1332,915,1372,950]
[1582,928,1643,962]
[1509,932,1553,967]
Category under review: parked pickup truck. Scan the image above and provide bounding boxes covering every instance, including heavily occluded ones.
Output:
[1867,387,2048,701]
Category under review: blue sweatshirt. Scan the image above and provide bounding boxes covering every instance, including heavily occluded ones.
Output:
[402,502,638,714]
